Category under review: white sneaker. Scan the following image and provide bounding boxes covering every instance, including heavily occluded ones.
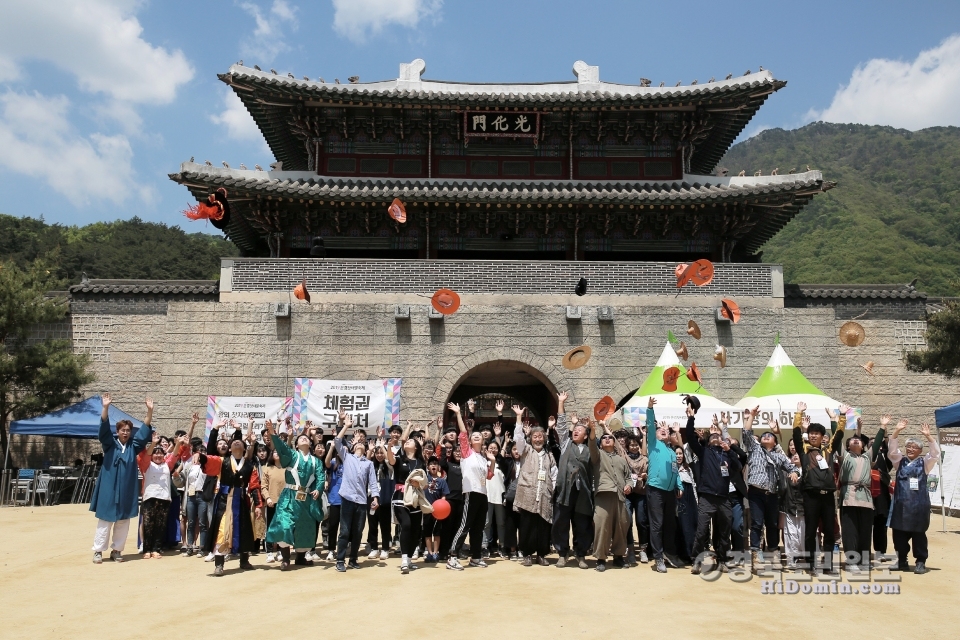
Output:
[266,552,276,563]
[204,553,215,562]
[368,550,379,559]
[325,551,334,561]
[379,550,389,560]
[446,558,464,571]
[401,560,410,574]
[412,551,420,561]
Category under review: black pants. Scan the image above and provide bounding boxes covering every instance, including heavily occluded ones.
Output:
[747,487,780,551]
[439,499,464,558]
[892,528,928,564]
[503,499,519,551]
[142,498,171,554]
[326,504,341,552]
[647,486,677,560]
[802,491,836,570]
[840,505,874,565]
[336,499,366,563]
[693,493,732,561]
[676,482,698,562]
[519,509,552,558]
[552,498,594,557]
[873,510,888,554]
[449,492,487,560]
[395,506,423,556]
[367,503,392,551]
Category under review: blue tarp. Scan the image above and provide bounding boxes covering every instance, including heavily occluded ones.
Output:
[935,400,960,430]
[9,396,145,439]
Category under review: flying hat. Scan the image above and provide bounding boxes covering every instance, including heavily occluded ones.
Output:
[388,198,407,223]
[713,345,727,368]
[687,320,702,340]
[575,277,588,296]
[676,259,715,288]
[675,341,689,361]
[431,289,460,315]
[861,361,875,375]
[293,278,311,303]
[662,366,681,392]
[682,394,701,412]
[686,362,702,384]
[720,299,741,324]
[562,345,592,370]
[183,187,229,227]
[594,396,616,421]
[839,322,866,347]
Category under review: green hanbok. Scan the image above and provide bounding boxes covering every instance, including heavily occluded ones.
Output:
[265,435,325,551]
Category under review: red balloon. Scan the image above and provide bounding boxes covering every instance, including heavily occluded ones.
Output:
[431,497,451,520]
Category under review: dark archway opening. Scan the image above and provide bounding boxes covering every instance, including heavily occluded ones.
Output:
[444,360,558,429]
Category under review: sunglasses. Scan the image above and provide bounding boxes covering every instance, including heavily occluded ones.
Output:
[600,435,614,440]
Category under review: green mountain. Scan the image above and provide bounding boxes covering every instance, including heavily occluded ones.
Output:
[0,214,237,283]
[720,123,960,295]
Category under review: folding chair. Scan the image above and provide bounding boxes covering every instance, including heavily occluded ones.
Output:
[12,469,36,506]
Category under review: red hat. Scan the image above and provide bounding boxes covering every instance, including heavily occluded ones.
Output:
[662,366,681,392]
[293,278,311,303]
[676,259,714,288]
[594,396,616,421]
[431,289,460,315]
[686,362,702,384]
[720,299,741,324]
[388,198,407,223]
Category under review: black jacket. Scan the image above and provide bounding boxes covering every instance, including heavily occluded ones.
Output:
[686,417,743,498]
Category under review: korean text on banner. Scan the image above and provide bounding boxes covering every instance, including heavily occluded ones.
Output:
[293,379,401,432]
[205,396,292,438]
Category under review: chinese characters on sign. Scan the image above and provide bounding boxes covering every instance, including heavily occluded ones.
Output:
[464,111,539,139]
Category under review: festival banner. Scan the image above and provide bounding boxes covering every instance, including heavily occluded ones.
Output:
[292,379,401,432]
[204,396,293,438]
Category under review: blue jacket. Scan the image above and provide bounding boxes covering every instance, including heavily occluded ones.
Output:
[645,408,683,493]
[89,417,152,522]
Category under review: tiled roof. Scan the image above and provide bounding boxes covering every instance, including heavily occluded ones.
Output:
[69,280,219,295]
[784,284,925,300]
[927,297,959,314]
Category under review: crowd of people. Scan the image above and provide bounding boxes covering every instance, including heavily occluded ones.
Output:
[89,391,940,576]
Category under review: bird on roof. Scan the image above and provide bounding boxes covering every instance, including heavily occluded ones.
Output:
[789,167,796,174]
[717,167,729,176]
[81,271,89,283]
[189,156,194,162]
[348,76,359,83]
[725,73,733,80]
[254,65,261,71]
[255,164,263,171]
[691,79,698,85]
[754,169,762,176]
[737,170,745,177]
[759,65,764,71]
[222,161,230,168]
[204,160,213,166]
[287,72,294,78]
[744,69,751,75]
[675,81,682,86]
[239,163,247,170]
[906,277,918,291]
[237,60,243,66]
[335,78,340,84]
[659,81,665,87]
[771,167,779,175]
[303,76,309,81]
[640,78,651,87]
[318,77,325,83]
[271,68,277,74]
[708,77,715,83]
[269,161,283,170]
[806,164,812,171]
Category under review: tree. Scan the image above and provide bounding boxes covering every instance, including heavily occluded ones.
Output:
[906,300,960,378]
[0,259,94,465]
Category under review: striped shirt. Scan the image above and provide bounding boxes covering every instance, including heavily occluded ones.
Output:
[742,428,796,493]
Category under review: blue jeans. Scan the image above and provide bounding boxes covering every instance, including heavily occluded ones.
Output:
[624,492,649,547]
[337,499,367,563]
[185,494,210,549]
[748,487,780,551]
[730,495,745,552]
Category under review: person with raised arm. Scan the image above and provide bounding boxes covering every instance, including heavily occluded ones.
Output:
[511,402,557,567]
[264,418,324,570]
[792,401,846,573]
[445,401,496,570]
[643,398,684,573]
[741,407,798,572]
[870,415,895,556]
[90,394,154,564]
[390,426,428,573]
[837,415,876,572]
[590,418,632,571]
[887,420,939,574]
[137,429,185,559]
[551,391,595,569]
[332,410,380,572]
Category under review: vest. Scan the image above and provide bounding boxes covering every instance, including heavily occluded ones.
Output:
[889,455,930,533]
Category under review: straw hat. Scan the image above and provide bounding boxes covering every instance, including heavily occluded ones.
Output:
[713,345,727,368]
[431,289,460,315]
[687,320,702,340]
[840,322,866,347]
[861,361,875,375]
[562,345,592,370]
[675,341,689,360]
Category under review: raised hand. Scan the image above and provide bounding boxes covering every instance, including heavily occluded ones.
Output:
[570,415,579,426]
[767,418,781,435]
[749,406,759,419]
[145,397,154,411]
[264,420,275,435]
[921,423,932,440]
[344,414,354,428]
[338,409,347,423]
[825,407,837,420]
[485,450,497,463]
[446,402,460,413]
[801,415,811,429]
[709,422,721,436]
[796,401,807,414]
[191,412,200,423]
[893,419,908,438]
[880,414,893,427]
[102,393,112,407]
[647,397,656,409]
[839,404,851,415]
[495,400,505,413]
[557,391,568,403]
[511,404,524,417]
[493,422,502,437]
[548,416,557,429]
[722,412,732,426]
[711,414,719,428]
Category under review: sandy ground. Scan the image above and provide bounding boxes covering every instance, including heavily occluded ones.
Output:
[1,504,958,640]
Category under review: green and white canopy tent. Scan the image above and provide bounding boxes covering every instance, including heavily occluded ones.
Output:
[621,343,735,429]
[734,344,843,429]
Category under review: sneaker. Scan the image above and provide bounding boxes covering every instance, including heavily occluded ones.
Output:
[336,562,346,573]
[664,554,682,569]
[914,561,929,574]
[446,558,464,571]
[537,556,549,566]
[653,557,667,573]
[612,556,625,568]
[204,553,215,562]
[368,550,379,559]
[412,551,421,561]
[521,556,533,567]
[556,555,567,568]
[380,550,389,561]
[691,561,703,575]
[482,549,491,559]
[180,546,188,556]
[187,547,196,557]
[577,556,588,570]
[347,561,361,570]
[408,563,419,571]
[325,551,335,561]
[401,561,410,574]
[266,552,276,563]
[639,548,649,564]
[458,551,469,561]
[214,565,224,576]
[469,559,488,568]
[596,560,607,572]
[92,551,103,564]
[110,550,123,563]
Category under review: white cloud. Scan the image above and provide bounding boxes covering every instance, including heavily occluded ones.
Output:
[332,0,442,43]
[211,88,266,145]
[240,0,299,63]
[0,91,152,206]
[0,0,194,105]
[810,34,960,130]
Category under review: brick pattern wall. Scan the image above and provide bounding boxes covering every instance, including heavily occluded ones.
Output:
[229,259,776,297]
[785,298,927,321]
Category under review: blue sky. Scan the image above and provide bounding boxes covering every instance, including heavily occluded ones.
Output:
[1,0,958,228]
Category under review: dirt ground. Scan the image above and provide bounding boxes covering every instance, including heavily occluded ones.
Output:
[1,504,958,639]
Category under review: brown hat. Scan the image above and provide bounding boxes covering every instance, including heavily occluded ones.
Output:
[662,367,680,392]
[431,289,460,315]
[562,345,592,370]
[840,322,865,347]
[675,341,689,361]
[293,278,311,303]
[720,299,741,324]
[861,361,875,375]
[713,345,727,368]
[686,362,702,384]
[388,198,407,223]
[594,396,616,421]
[687,320,702,340]
[675,259,715,288]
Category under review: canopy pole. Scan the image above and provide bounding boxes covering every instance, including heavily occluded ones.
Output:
[2,434,9,473]
[939,426,946,533]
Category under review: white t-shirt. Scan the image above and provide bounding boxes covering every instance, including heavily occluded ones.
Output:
[461,451,488,495]
[486,465,505,505]
[143,462,172,501]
